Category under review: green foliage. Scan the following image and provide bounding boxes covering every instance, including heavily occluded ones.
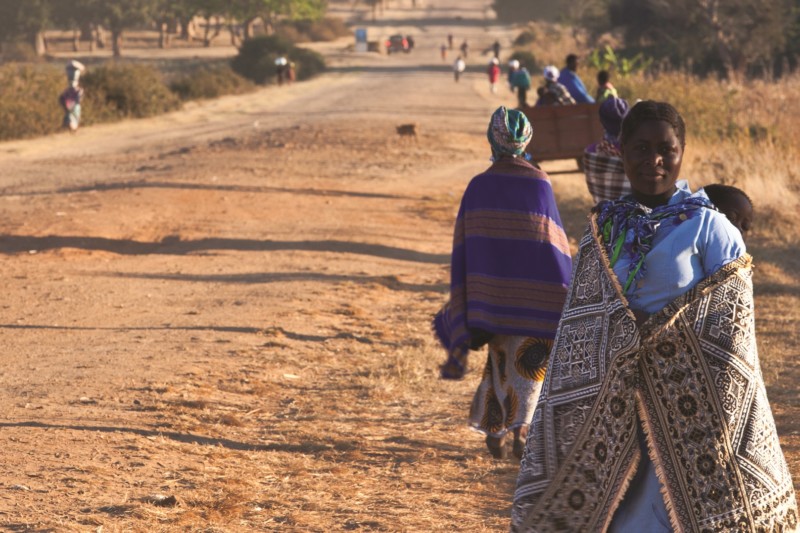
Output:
[231,35,325,84]
[587,45,653,77]
[170,63,255,100]
[82,64,181,120]
[0,63,63,140]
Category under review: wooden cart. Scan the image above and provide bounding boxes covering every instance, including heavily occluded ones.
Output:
[518,103,604,168]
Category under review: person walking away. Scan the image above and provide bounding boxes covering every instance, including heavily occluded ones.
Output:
[440,43,448,61]
[435,106,572,460]
[557,53,595,103]
[583,97,630,203]
[510,64,532,107]
[492,39,501,58]
[275,56,287,85]
[507,59,519,92]
[595,69,618,103]
[453,55,465,82]
[512,100,798,532]
[447,33,453,49]
[59,60,85,133]
[460,39,469,59]
[536,66,574,106]
[487,57,501,94]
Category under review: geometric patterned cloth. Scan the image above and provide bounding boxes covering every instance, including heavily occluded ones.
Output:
[583,150,631,205]
[512,216,798,532]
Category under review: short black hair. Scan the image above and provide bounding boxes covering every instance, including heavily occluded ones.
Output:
[597,70,610,84]
[704,184,754,211]
[620,100,686,147]
[566,54,578,65]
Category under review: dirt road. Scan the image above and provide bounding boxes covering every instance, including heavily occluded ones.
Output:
[1,0,797,531]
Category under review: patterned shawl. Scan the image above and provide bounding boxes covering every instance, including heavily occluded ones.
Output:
[434,157,573,379]
[512,215,798,532]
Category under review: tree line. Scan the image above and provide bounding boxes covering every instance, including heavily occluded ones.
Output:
[0,0,328,58]
[493,0,800,81]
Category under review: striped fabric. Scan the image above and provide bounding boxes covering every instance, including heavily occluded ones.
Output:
[434,157,573,379]
[583,150,630,204]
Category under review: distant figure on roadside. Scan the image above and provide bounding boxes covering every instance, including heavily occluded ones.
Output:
[487,57,501,94]
[460,39,469,59]
[510,63,532,107]
[557,53,595,103]
[507,59,519,92]
[595,70,618,103]
[492,39,501,58]
[275,56,288,85]
[583,97,630,204]
[447,33,453,49]
[453,55,466,82]
[286,61,296,84]
[440,43,448,61]
[434,106,572,460]
[535,66,574,106]
[59,59,85,133]
[700,184,754,240]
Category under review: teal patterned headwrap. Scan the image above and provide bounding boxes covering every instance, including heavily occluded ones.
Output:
[487,106,533,157]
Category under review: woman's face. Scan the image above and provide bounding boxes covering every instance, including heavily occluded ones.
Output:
[621,119,684,208]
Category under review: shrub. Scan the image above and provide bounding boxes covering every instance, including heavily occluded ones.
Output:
[510,51,538,72]
[231,35,325,85]
[82,63,181,121]
[170,64,255,101]
[0,63,63,140]
[513,30,536,47]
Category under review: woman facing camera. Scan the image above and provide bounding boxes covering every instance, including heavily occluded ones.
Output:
[511,101,797,532]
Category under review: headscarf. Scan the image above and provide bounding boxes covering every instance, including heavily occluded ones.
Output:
[599,97,629,138]
[543,65,559,81]
[487,106,532,157]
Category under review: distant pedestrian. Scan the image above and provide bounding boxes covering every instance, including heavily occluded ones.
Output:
[492,40,501,58]
[447,33,453,49]
[59,60,85,133]
[487,57,501,94]
[275,56,288,85]
[286,61,296,84]
[453,56,466,82]
[557,53,595,103]
[460,39,469,59]
[510,63,532,107]
[440,43,448,61]
[507,59,519,92]
[595,70,618,103]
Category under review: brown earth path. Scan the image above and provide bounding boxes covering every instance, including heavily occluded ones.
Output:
[1,0,798,531]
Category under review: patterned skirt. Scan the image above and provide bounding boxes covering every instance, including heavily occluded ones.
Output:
[468,335,552,437]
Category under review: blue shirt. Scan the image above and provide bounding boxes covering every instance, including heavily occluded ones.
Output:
[612,181,745,314]
[557,69,595,103]
[608,181,745,532]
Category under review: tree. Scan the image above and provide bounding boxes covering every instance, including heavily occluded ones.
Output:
[0,0,52,55]
[608,0,794,80]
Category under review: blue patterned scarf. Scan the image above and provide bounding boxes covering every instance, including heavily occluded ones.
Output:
[594,195,713,293]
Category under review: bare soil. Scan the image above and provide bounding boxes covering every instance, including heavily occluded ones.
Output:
[1,0,798,531]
